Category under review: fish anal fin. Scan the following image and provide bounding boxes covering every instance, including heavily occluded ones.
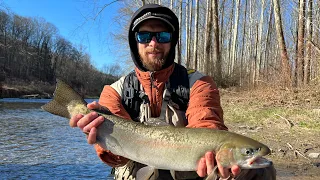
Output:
[136,166,157,180]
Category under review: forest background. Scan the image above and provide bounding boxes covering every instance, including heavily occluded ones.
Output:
[1,1,320,178]
[0,0,319,97]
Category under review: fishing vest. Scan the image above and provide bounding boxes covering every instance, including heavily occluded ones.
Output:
[121,63,194,123]
[111,63,205,180]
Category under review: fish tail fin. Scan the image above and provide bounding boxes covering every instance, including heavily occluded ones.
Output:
[41,79,87,119]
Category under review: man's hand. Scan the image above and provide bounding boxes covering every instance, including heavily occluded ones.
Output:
[69,101,105,144]
[196,152,241,178]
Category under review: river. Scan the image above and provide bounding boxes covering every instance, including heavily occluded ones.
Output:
[0,98,114,180]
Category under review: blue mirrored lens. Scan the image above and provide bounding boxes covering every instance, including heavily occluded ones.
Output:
[136,32,171,43]
[156,32,171,43]
[136,32,152,43]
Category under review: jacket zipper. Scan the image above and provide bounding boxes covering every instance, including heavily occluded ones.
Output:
[150,72,156,88]
[150,72,156,116]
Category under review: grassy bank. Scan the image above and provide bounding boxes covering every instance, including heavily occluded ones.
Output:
[220,86,320,179]
[221,86,320,131]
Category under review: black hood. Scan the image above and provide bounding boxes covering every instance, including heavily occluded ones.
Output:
[128,4,179,72]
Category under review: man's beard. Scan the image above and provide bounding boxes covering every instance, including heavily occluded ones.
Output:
[140,48,168,71]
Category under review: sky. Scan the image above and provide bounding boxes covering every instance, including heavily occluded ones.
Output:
[3,0,123,70]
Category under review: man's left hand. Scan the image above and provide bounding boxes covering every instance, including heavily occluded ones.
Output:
[196,151,241,178]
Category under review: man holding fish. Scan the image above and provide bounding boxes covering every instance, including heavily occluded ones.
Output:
[66,3,276,180]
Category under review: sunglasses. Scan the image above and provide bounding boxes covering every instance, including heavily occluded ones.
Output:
[135,31,172,43]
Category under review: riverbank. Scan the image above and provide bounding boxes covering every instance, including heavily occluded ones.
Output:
[220,85,320,179]
[1,79,99,99]
[1,79,55,98]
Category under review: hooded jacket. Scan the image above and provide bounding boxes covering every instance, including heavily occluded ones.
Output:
[94,3,227,171]
[129,4,179,72]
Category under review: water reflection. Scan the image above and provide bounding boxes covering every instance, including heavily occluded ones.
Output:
[0,99,113,179]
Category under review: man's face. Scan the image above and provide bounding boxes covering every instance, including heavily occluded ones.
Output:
[137,20,171,71]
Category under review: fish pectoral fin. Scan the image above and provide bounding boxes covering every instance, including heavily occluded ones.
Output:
[205,170,216,180]
[136,166,157,180]
[169,170,176,180]
[216,148,234,168]
[205,165,223,180]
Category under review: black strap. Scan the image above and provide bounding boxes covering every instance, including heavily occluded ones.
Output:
[167,63,190,111]
[122,71,146,121]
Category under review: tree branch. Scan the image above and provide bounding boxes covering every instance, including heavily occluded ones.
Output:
[93,0,122,21]
[307,39,320,53]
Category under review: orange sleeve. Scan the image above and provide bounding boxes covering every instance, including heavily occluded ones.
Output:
[94,85,131,167]
[186,76,228,130]
[99,85,131,120]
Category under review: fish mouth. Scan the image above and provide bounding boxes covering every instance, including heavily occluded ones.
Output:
[242,156,272,169]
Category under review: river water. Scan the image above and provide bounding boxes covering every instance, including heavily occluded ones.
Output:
[0,98,114,180]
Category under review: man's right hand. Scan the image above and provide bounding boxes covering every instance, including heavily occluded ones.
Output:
[69,101,105,144]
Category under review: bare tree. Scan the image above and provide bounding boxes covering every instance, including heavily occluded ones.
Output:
[192,0,199,69]
[264,0,274,81]
[219,0,226,53]
[177,0,182,64]
[204,0,212,75]
[227,0,235,76]
[230,0,240,77]
[296,0,306,87]
[170,0,174,9]
[304,0,313,85]
[212,0,221,84]
[185,0,193,68]
[273,0,292,86]
[255,0,266,85]
[239,0,248,87]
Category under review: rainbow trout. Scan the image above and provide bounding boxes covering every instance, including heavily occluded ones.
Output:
[42,79,271,177]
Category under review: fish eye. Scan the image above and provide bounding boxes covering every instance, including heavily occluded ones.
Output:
[242,148,254,155]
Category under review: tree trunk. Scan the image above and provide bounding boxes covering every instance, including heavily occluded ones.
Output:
[193,0,199,69]
[248,0,254,87]
[255,0,266,85]
[240,0,248,87]
[227,0,235,76]
[296,0,306,87]
[186,0,193,68]
[265,0,274,81]
[219,0,226,53]
[304,0,313,85]
[273,0,292,87]
[230,0,240,78]
[204,0,213,75]
[213,0,221,85]
[177,0,182,65]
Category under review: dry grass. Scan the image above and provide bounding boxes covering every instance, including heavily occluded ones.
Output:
[220,85,320,179]
[220,84,320,131]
